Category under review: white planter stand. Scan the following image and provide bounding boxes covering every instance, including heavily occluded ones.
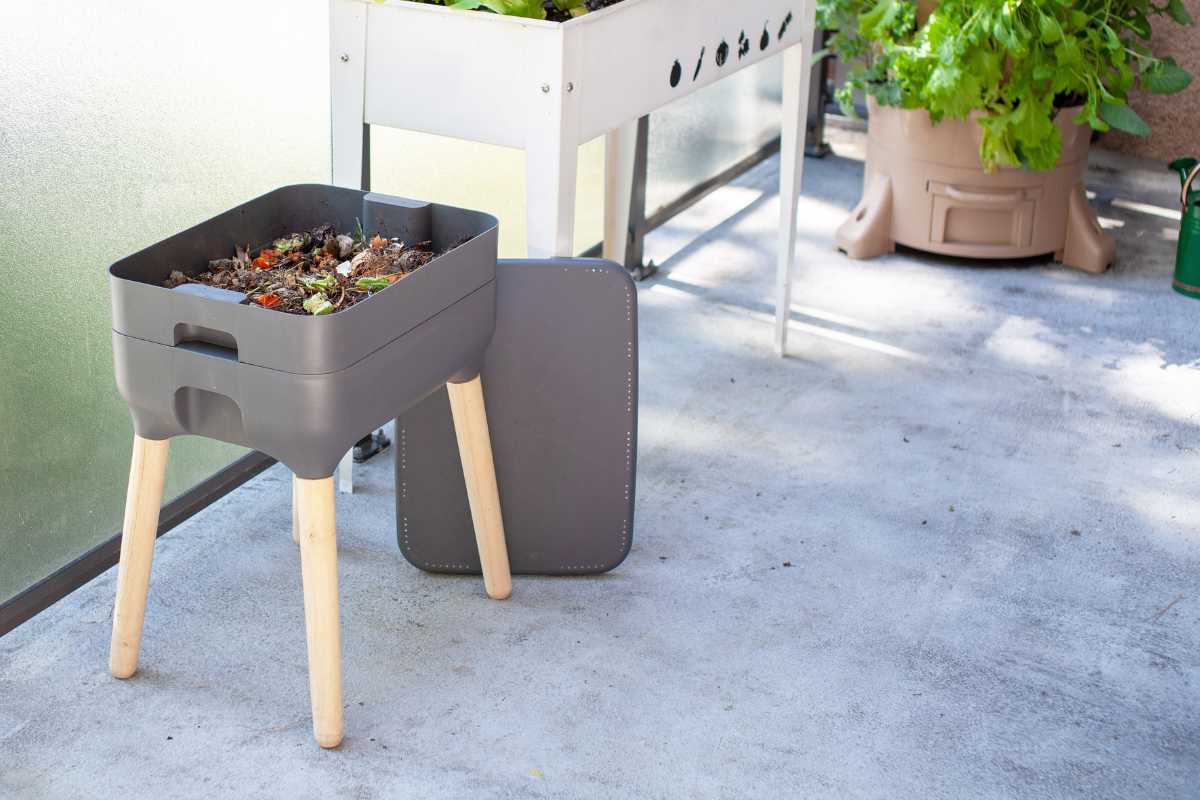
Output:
[329,0,815,489]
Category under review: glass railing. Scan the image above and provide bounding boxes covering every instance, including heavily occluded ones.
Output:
[0,0,788,608]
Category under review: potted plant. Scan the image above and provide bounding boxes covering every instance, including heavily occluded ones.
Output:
[821,0,1195,272]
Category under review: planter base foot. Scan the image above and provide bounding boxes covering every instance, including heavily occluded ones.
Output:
[1056,183,1115,274]
[835,175,894,259]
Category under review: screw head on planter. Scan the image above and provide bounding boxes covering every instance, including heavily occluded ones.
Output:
[109,184,499,479]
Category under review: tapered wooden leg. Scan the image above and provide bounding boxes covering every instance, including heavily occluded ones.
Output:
[292,473,300,544]
[446,375,513,601]
[296,476,343,749]
[110,435,170,679]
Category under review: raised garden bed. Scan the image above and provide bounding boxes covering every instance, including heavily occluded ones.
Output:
[331,0,817,357]
[355,0,806,151]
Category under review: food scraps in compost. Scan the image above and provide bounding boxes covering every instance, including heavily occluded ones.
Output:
[164,223,448,315]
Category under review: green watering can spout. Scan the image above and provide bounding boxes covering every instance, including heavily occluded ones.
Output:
[1170,157,1199,186]
[1169,156,1200,299]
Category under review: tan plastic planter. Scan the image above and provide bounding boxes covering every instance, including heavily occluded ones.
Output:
[835,98,1115,273]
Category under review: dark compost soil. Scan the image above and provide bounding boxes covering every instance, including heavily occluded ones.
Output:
[544,0,626,22]
[163,224,447,316]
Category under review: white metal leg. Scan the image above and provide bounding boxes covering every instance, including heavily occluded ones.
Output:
[603,119,639,263]
[330,0,368,191]
[525,38,582,258]
[525,135,579,259]
[774,10,817,358]
[330,0,369,492]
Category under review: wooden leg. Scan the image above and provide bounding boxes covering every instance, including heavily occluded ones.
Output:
[292,473,300,544]
[110,435,170,679]
[446,376,513,601]
[296,476,344,749]
[775,19,817,358]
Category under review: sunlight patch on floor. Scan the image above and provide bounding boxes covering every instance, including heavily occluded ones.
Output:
[1103,344,1200,425]
[1110,197,1182,222]
[984,316,1069,369]
[780,318,930,363]
[1125,486,1200,549]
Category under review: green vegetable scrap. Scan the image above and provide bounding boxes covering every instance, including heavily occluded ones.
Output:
[303,274,339,294]
[355,276,393,292]
[303,293,336,316]
[273,235,306,254]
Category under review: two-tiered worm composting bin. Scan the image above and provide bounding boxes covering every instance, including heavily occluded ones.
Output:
[108,185,512,748]
[329,0,817,364]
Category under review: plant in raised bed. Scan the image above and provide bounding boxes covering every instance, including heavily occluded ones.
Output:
[163,224,444,316]
[398,0,626,21]
[822,0,1195,271]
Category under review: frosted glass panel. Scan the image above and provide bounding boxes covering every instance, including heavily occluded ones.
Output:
[0,0,331,603]
[368,130,607,259]
[647,55,784,214]
[1,0,782,605]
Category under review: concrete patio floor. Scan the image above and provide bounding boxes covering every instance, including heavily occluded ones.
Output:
[2,127,1198,799]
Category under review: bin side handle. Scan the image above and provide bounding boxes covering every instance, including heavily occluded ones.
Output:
[175,339,239,361]
[173,323,239,361]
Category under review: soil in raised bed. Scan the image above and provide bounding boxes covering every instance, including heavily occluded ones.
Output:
[407,0,626,22]
[163,224,450,316]
[544,0,626,22]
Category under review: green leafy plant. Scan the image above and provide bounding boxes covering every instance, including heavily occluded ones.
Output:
[393,0,590,20]
[819,0,1195,170]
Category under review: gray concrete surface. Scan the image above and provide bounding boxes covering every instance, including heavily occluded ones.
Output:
[2,130,1198,799]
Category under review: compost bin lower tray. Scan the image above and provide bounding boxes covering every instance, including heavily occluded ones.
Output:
[109,184,499,478]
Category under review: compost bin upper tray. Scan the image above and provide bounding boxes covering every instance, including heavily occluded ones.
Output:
[109,184,499,478]
[109,184,498,375]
